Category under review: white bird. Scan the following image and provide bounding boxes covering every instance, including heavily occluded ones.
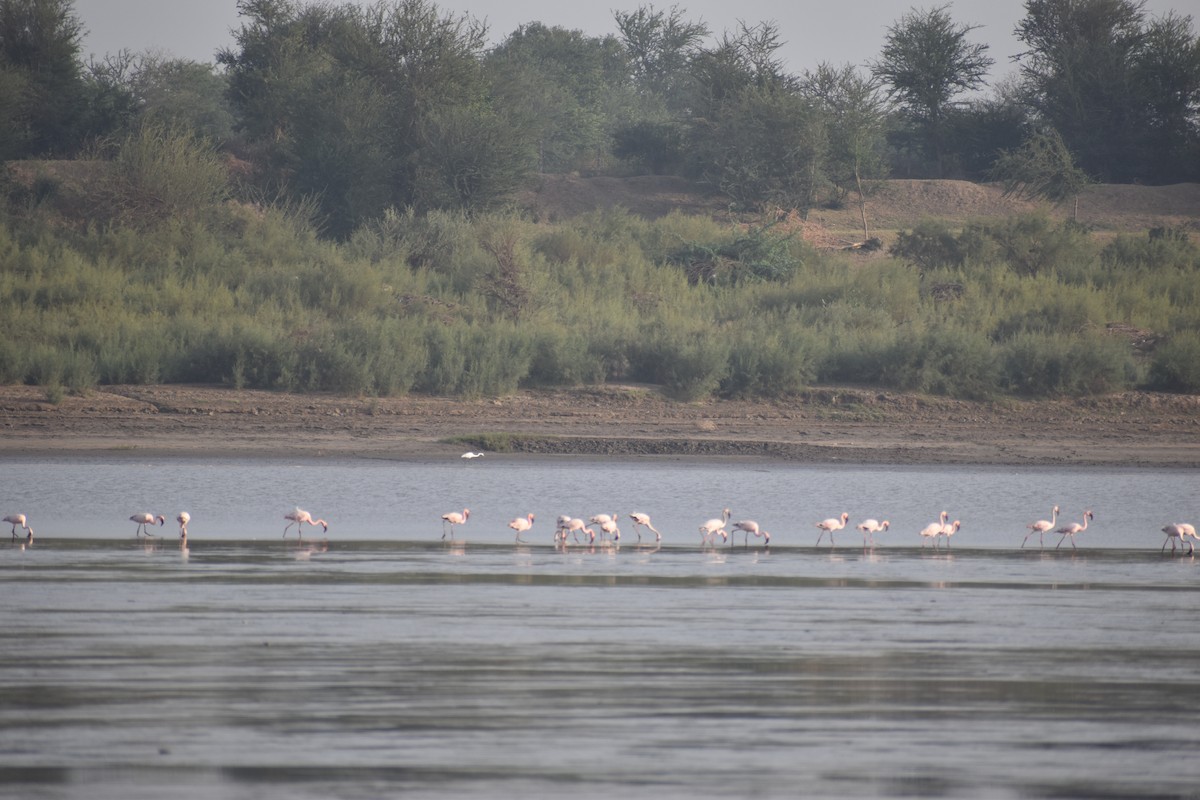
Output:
[628,512,662,542]
[461,451,485,459]
[699,508,732,545]
[131,512,166,537]
[1022,505,1060,549]
[1056,510,1094,550]
[598,518,621,542]
[1162,523,1197,555]
[508,513,535,543]
[920,511,950,549]
[941,519,962,549]
[589,513,616,526]
[856,518,890,548]
[4,513,31,540]
[176,511,191,537]
[815,512,850,547]
[440,508,470,539]
[284,507,328,539]
[560,517,588,543]
[731,519,770,547]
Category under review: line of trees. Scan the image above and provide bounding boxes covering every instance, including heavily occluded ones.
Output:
[2,0,1199,238]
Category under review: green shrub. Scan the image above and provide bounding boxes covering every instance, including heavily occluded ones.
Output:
[1147,332,1200,393]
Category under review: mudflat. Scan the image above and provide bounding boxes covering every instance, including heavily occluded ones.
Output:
[1,384,1197,467]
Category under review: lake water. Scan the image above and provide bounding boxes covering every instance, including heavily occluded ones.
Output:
[2,457,1199,798]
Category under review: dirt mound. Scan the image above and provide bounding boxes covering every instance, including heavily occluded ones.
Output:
[516,174,1200,235]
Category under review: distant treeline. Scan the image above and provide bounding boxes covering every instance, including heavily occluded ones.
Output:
[1,0,1199,235]
[1,0,1198,402]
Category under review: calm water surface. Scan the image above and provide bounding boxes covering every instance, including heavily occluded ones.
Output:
[2,457,1198,799]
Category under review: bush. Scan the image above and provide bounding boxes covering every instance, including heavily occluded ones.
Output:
[1147,332,1200,393]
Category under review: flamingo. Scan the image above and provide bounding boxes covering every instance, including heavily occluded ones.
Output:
[1056,510,1094,550]
[856,519,890,548]
[284,507,328,540]
[815,512,850,547]
[131,513,166,537]
[920,511,949,549]
[440,508,469,539]
[628,512,662,542]
[559,517,588,543]
[4,514,31,540]
[1162,523,1197,555]
[508,513,535,543]
[598,518,621,542]
[554,514,573,542]
[731,520,770,547]
[1022,505,1060,549]
[461,451,485,459]
[176,512,190,537]
[941,519,962,549]
[589,513,616,526]
[699,508,731,545]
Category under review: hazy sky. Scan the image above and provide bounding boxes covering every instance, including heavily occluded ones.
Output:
[74,0,1192,85]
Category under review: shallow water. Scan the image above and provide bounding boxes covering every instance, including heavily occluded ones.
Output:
[2,458,1199,798]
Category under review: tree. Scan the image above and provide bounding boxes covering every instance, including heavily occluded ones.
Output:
[0,0,85,156]
[219,0,520,236]
[991,127,1091,220]
[1133,11,1200,182]
[613,4,708,110]
[870,4,994,177]
[800,63,889,239]
[1014,0,1150,182]
[486,23,631,173]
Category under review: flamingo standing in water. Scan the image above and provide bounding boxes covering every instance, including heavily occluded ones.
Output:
[176,512,191,538]
[920,511,949,549]
[699,508,731,545]
[4,514,32,540]
[508,513,534,542]
[559,517,588,543]
[131,513,166,537]
[598,518,621,542]
[284,508,328,540]
[941,519,962,549]
[1162,523,1197,555]
[1022,505,1060,549]
[815,512,850,547]
[628,512,662,542]
[856,519,889,549]
[1056,510,1094,550]
[440,508,469,539]
[731,520,770,547]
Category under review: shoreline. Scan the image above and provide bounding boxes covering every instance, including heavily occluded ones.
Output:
[2,384,1199,468]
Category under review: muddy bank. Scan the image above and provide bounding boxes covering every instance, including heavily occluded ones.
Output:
[1,384,1198,468]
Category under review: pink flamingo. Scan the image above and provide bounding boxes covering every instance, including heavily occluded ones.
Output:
[440,508,469,539]
[508,513,535,543]
[628,512,662,542]
[1022,505,1060,549]
[920,511,949,549]
[731,520,770,547]
[941,519,962,549]
[4,514,32,541]
[559,517,588,543]
[598,518,621,542]
[1162,523,1197,555]
[284,507,328,539]
[699,508,731,545]
[130,513,166,537]
[856,519,889,548]
[815,512,850,547]
[589,513,616,526]
[1056,510,1094,550]
[176,512,190,537]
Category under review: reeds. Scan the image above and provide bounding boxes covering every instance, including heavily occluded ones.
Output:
[1,197,1195,400]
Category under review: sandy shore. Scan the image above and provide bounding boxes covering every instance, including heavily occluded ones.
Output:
[1,384,1198,468]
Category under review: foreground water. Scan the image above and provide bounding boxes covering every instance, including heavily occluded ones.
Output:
[2,458,1198,798]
